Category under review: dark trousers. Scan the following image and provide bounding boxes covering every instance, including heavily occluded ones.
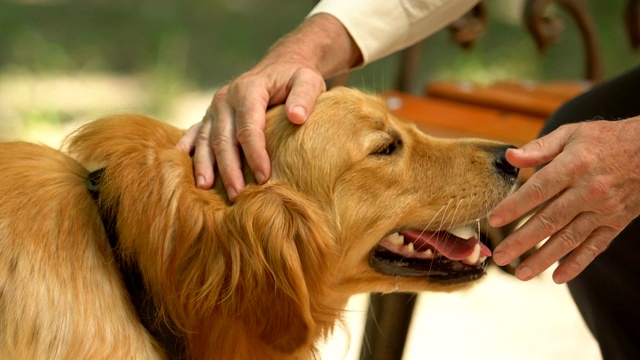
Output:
[540,66,640,360]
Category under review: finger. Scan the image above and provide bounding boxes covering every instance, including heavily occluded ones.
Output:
[490,126,574,223]
[552,226,616,284]
[210,95,246,200]
[492,184,578,267]
[489,157,572,227]
[504,125,572,169]
[176,122,203,153]
[509,210,599,281]
[229,86,271,185]
[489,126,577,228]
[192,117,216,189]
[284,67,326,125]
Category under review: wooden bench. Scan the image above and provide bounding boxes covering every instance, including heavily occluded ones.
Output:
[425,80,592,118]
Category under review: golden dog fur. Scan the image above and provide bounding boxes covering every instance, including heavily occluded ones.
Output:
[0,87,515,359]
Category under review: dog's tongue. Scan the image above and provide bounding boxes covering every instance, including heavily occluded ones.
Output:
[400,229,491,260]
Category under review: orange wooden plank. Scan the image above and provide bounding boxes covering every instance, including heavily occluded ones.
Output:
[383,91,545,147]
[384,91,547,180]
[425,81,590,118]
[491,81,591,101]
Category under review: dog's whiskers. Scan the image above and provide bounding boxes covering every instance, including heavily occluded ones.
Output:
[390,199,454,276]
[434,198,469,255]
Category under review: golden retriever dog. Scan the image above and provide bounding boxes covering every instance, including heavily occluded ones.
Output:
[0,87,518,359]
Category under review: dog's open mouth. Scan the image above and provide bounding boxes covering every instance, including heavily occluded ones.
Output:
[369,224,492,284]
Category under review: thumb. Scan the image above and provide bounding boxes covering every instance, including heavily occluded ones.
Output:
[284,68,326,125]
[506,125,572,169]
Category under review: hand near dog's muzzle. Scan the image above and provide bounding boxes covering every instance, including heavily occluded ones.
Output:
[489,117,640,284]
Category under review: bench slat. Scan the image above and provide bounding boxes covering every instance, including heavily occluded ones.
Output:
[425,81,590,118]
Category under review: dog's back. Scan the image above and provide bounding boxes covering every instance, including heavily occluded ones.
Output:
[0,142,163,360]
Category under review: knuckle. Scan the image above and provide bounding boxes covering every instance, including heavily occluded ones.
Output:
[573,243,602,268]
[526,181,547,204]
[210,134,234,152]
[227,75,255,94]
[212,87,230,107]
[195,131,210,145]
[236,126,263,145]
[568,153,591,176]
[585,178,610,201]
[535,211,558,235]
[557,230,581,253]
[586,240,607,257]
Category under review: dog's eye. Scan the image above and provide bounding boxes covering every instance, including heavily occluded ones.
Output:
[374,138,401,156]
[381,142,396,155]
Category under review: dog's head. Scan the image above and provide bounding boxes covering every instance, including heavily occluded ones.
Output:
[263,87,518,292]
[65,86,518,357]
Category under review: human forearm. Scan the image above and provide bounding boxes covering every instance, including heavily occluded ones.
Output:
[309,0,480,65]
[256,13,362,79]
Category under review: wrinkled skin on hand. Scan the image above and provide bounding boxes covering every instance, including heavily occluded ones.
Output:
[176,62,326,201]
[489,116,640,284]
[175,14,360,202]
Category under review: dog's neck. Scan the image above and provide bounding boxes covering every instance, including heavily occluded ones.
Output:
[87,168,187,358]
[87,161,349,359]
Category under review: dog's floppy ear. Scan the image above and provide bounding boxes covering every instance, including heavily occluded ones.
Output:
[224,183,335,354]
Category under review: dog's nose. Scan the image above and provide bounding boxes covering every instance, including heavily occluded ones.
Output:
[492,145,520,179]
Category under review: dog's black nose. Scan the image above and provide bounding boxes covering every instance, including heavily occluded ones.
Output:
[492,145,520,179]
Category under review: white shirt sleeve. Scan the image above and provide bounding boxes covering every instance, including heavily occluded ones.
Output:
[307,0,480,65]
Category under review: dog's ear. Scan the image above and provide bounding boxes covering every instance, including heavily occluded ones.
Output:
[224,183,335,354]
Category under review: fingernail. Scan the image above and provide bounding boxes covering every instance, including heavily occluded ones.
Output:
[552,272,567,284]
[291,106,306,123]
[493,251,508,266]
[517,266,532,280]
[197,176,206,188]
[488,214,503,227]
[255,171,267,184]
[227,187,237,201]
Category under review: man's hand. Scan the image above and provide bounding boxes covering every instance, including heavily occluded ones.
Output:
[489,117,640,284]
[175,14,361,202]
[176,63,325,201]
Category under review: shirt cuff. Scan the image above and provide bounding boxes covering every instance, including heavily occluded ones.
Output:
[307,0,480,66]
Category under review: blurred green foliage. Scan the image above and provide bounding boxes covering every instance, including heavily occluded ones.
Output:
[0,0,312,86]
[0,0,637,92]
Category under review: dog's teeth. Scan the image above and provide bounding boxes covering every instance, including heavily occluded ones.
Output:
[449,225,476,240]
[387,233,404,245]
[465,243,481,264]
[406,242,415,252]
[415,248,435,260]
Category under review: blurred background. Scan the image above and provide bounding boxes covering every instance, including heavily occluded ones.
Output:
[1,0,635,358]
[1,0,638,144]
